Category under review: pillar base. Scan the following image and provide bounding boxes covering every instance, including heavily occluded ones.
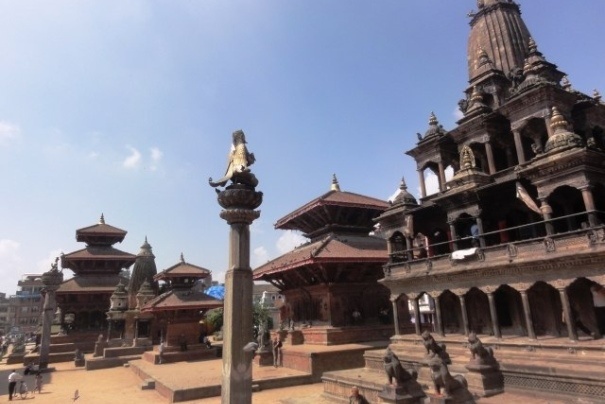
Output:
[464,364,503,398]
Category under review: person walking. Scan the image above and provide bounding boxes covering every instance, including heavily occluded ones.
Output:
[272,336,282,368]
[7,369,21,401]
[34,371,43,394]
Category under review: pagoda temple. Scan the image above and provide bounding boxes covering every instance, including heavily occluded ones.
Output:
[253,176,393,345]
[57,214,136,334]
[142,254,221,348]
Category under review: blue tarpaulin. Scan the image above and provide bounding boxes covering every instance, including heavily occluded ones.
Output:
[205,285,225,300]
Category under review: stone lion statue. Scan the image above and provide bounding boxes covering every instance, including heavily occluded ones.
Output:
[209,130,258,188]
[383,347,417,387]
[421,331,450,364]
[428,355,468,397]
[467,332,497,367]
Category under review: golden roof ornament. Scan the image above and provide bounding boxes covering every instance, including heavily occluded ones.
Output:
[99,213,105,224]
[330,174,341,192]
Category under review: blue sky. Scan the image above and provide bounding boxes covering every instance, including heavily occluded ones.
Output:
[1,1,604,295]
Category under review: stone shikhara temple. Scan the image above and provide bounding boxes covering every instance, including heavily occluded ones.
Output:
[368,0,605,400]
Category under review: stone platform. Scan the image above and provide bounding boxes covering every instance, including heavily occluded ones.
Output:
[323,333,605,403]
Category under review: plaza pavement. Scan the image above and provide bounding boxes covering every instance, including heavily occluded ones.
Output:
[0,355,588,403]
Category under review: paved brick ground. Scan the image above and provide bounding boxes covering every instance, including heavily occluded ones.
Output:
[0,356,594,403]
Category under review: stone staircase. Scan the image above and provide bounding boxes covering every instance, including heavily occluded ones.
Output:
[322,334,605,403]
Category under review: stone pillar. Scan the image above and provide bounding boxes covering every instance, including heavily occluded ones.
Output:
[487,292,501,339]
[539,199,554,236]
[431,292,444,337]
[559,288,578,342]
[449,221,458,251]
[391,295,400,336]
[215,180,262,403]
[412,295,421,336]
[475,216,486,248]
[580,185,598,227]
[418,169,427,198]
[520,290,536,340]
[40,259,63,370]
[459,294,470,336]
[513,129,526,164]
[438,161,446,192]
[484,141,496,174]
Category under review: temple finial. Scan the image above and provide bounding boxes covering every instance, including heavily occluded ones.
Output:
[99,213,105,224]
[593,89,602,103]
[330,174,341,192]
[180,252,185,263]
[399,177,408,191]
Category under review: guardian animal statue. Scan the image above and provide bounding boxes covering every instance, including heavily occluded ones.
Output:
[209,130,258,188]
[422,331,451,364]
[383,347,417,386]
[428,355,468,397]
[467,332,497,367]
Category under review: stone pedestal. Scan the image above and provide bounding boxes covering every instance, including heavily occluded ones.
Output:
[254,350,274,367]
[93,339,108,357]
[285,330,304,345]
[465,363,503,397]
[425,393,455,404]
[378,384,425,404]
[74,357,85,367]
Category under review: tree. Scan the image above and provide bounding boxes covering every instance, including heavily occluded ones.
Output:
[205,308,224,333]
[253,301,273,330]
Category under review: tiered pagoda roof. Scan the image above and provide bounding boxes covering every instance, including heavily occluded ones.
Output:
[60,214,136,278]
[253,176,389,286]
[154,253,211,288]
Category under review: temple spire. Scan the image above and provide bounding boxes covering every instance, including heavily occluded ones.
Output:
[180,252,185,263]
[330,174,341,192]
[99,213,105,224]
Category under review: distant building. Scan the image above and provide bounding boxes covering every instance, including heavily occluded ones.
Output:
[8,274,44,335]
[0,292,11,334]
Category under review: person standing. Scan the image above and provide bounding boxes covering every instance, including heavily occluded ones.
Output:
[34,372,43,394]
[158,340,165,364]
[8,370,21,401]
[272,336,282,368]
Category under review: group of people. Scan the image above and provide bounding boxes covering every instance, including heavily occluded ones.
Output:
[7,368,42,400]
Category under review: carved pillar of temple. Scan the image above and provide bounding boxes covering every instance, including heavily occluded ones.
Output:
[580,185,598,227]
[484,141,496,174]
[487,292,501,339]
[391,294,401,336]
[475,215,486,248]
[513,129,526,164]
[558,287,578,342]
[520,289,536,340]
[438,161,446,192]
[539,198,554,235]
[459,295,470,336]
[410,293,421,336]
[449,221,458,251]
[429,291,444,337]
[418,169,427,198]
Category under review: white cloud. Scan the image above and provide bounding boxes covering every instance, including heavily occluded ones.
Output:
[251,246,268,268]
[36,249,64,273]
[422,166,454,196]
[0,239,21,261]
[149,147,163,171]
[276,231,306,254]
[123,146,142,169]
[453,105,464,121]
[0,121,21,146]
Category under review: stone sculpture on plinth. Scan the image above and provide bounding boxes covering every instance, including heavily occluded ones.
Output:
[210,130,262,404]
[464,332,503,397]
[378,347,425,404]
[427,354,474,403]
[421,331,451,364]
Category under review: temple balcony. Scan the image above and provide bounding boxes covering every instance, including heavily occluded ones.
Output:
[383,212,605,281]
